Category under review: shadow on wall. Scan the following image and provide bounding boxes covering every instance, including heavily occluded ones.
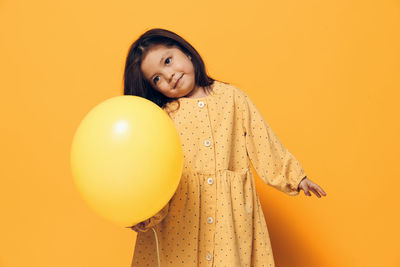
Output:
[259,190,324,267]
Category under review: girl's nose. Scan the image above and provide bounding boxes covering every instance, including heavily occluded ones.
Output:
[161,69,174,81]
[167,72,176,85]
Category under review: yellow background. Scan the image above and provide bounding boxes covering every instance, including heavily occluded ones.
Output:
[1,0,399,266]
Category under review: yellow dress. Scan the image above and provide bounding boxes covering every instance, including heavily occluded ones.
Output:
[131,80,306,267]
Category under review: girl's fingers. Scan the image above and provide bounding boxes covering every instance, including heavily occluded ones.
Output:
[300,180,327,198]
[129,226,139,232]
[302,184,311,196]
[316,184,327,196]
[309,183,327,197]
[309,187,321,198]
[128,219,151,233]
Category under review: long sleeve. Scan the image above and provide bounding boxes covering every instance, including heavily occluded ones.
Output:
[241,92,306,196]
[131,202,170,232]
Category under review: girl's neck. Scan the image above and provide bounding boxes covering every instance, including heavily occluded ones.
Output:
[183,83,214,99]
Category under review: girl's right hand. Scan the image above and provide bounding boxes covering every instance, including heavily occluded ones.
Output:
[129,219,151,233]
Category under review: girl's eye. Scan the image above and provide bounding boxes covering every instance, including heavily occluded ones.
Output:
[153,76,160,84]
[165,57,171,65]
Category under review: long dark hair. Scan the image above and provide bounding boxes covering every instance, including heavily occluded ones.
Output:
[123,28,216,108]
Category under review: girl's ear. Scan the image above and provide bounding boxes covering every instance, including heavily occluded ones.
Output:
[187,55,192,60]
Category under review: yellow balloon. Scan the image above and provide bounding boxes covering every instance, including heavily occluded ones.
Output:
[70,95,183,227]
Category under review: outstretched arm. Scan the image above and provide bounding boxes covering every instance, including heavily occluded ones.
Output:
[241,90,306,196]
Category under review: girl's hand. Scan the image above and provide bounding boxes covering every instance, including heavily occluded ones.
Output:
[298,177,327,198]
[129,219,151,233]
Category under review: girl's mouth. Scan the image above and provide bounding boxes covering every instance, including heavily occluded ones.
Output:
[175,75,183,88]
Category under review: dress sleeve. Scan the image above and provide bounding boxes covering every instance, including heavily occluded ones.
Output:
[131,202,170,233]
[241,91,307,196]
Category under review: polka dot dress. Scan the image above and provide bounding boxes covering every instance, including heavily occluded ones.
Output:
[131,80,306,267]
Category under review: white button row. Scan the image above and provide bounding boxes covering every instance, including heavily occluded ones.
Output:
[207,217,214,224]
[206,252,212,261]
[198,101,205,108]
[207,177,214,185]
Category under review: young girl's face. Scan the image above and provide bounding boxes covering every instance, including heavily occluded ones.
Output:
[140,45,197,99]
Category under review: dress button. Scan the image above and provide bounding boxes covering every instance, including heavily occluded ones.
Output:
[206,253,212,261]
[207,217,214,224]
[204,140,211,147]
[207,177,214,185]
[198,101,205,108]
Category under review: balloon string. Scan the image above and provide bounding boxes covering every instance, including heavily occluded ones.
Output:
[151,227,161,267]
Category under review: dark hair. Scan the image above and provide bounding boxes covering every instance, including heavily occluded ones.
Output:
[123,28,216,108]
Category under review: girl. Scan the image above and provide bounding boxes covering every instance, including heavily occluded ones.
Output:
[123,28,326,267]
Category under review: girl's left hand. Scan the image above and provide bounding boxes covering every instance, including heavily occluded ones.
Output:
[298,177,327,198]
